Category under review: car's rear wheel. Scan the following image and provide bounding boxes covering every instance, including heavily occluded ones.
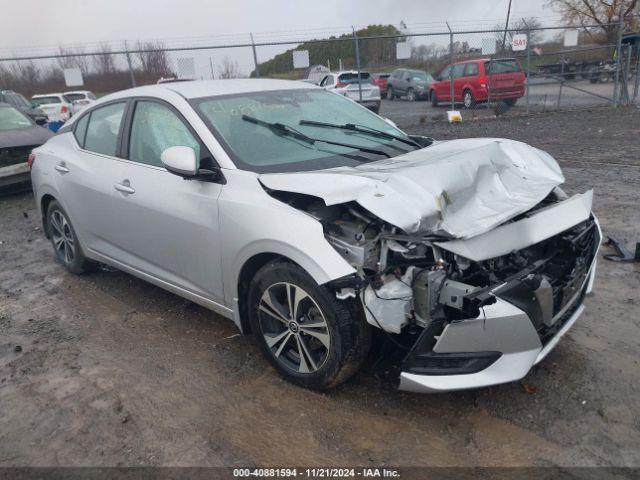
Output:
[504,98,518,106]
[46,200,94,274]
[248,261,371,390]
[406,88,416,102]
[430,91,438,107]
[463,89,475,109]
[387,86,395,100]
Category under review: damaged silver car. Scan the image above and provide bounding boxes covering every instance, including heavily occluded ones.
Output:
[30,79,600,392]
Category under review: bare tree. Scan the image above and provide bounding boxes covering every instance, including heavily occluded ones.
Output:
[136,41,173,78]
[411,43,448,61]
[57,46,91,74]
[546,0,638,42]
[12,60,41,92]
[217,56,241,79]
[493,17,545,46]
[93,43,117,75]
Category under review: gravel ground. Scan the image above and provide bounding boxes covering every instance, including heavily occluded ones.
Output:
[0,106,639,469]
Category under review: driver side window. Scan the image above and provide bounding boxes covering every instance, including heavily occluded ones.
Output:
[128,101,200,167]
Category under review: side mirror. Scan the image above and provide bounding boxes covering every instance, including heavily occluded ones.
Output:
[161,146,197,177]
[35,117,48,126]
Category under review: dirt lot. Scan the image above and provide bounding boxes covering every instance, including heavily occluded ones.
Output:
[0,107,639,469]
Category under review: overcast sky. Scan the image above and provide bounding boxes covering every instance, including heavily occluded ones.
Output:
[2,0,559,75]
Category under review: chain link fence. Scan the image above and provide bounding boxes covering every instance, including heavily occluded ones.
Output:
[0,19,637,118]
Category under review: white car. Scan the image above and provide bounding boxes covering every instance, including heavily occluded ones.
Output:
[319,71,381,113]
[30,79,599,393]
[64,90,96,114]
[31,93,73,123]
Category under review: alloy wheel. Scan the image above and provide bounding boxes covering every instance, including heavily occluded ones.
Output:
[407,89,415,101]
[50,210,75,265]
[258,282,330,374]
[464,91,473,108]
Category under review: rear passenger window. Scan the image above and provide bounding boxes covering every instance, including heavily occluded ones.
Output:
[464,63,479,76]
[83,103,125,156]
[452,64,466,78]
[73,114,89,147]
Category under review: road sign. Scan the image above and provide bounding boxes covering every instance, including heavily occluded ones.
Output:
[293,50,310,69]
[511,34,527,51]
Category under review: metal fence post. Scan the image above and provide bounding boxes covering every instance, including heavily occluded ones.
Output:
[446,22,454,111]
[250,33,260,78]
[613,0,625,106]
[352,27,362,103]
[124,41,136,87]
[525,23,531,114]
[557,60,564,109]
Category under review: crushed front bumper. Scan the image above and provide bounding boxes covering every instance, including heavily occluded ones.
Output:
[398,215,601,393]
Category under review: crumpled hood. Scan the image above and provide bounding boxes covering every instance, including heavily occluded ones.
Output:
[259,138,565,239]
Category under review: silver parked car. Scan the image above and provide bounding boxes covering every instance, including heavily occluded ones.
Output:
[30,80,600,392]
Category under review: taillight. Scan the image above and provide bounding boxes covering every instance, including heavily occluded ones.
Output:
[336,81,347,88]
[478,75,488,88]
[27,153,36,169]
[61,105,68,113]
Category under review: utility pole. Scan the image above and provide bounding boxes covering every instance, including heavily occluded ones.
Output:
[613,0,625,106]
[446,21,454,111]
[250,33,260,78]
[209,58,215,79]
[501,0,513,52]
[124,41,136,87]
[352,27,363,103]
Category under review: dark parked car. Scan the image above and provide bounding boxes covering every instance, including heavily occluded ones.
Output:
[387,69,434,101]
[0,90,48,125]
[429,58,526,109]
[372,73,390,98]
[0,103,52,190]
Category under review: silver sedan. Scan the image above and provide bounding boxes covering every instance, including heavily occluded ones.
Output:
[30,79,599,392]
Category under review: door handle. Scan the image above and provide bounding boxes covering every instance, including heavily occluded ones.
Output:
[54,163,69,173]
[114,182,135,194]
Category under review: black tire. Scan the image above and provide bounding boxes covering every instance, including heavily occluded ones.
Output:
[387,86,395,100]
[370,105,380,114]
[462,89,475,109]
[504,98,518,106]
[248,260,371,390]
[430,91,438,107]
[46,200,94,274]
[406,88,416,102]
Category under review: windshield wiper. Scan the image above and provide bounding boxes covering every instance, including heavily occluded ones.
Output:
[299,119,422,149]
[241,115,391,158]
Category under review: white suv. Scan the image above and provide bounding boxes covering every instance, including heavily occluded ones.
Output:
[65,90,96,114]
[31,93,74,122]
[319,71,381,113]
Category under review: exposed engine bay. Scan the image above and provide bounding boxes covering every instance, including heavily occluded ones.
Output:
[268,186,599,356]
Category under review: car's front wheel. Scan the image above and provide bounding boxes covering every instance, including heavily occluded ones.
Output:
[406,88,416,101]
[248,261,371,390]
[46,200,94,274]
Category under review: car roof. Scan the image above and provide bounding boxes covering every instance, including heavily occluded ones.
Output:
[32,93,65,98]
[97,79,320,102]
[65,90,92,94]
